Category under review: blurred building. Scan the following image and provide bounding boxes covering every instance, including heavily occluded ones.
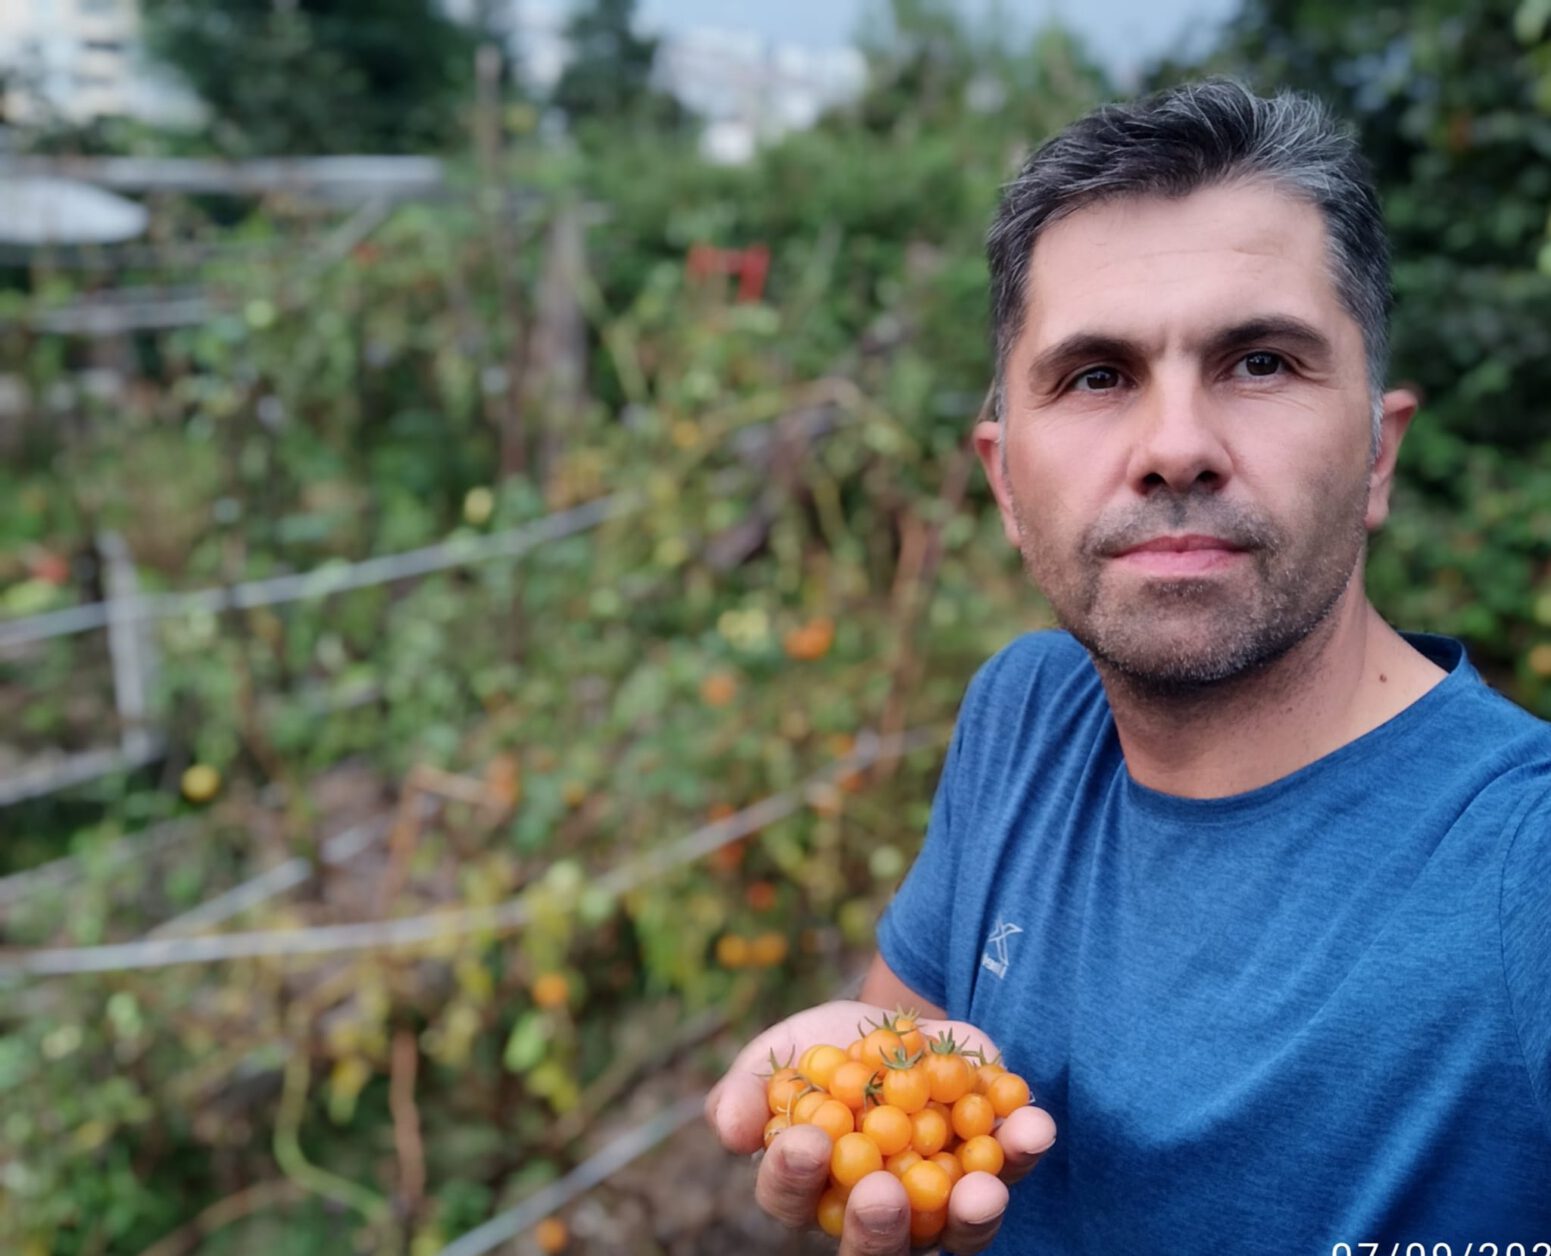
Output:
[492,1,866,164]
[657,27,865,163]
[0,0,200,126]
[3,0,865,159]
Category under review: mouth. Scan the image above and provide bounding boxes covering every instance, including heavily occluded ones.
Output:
[1108,533,1250,576]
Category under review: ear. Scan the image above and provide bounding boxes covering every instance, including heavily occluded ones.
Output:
[973,414,1023,548]
[1365,387,1419,532]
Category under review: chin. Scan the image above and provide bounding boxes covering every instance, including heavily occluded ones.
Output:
[1064,607,1312,692]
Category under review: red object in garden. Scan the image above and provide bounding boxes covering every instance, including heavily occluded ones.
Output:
[686,242,770,302]
[27,549,71,586]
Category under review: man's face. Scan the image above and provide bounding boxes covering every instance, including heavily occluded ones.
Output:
[975,180,1413,691]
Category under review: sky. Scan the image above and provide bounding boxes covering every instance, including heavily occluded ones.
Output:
[624,0,1241,84]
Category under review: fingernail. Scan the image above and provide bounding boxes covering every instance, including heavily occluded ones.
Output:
[853,1201,907,1233]
[782,1142,827,1177]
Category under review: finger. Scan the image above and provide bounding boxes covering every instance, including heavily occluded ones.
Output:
[994,1104,1057,1184]
[941,1170,1009,1255]
[706,1070,772,1155]
[754,1123,831,1229]
[839,1170,911,1256]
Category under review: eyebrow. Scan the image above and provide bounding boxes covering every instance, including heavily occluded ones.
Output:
[1024,315,1337,393]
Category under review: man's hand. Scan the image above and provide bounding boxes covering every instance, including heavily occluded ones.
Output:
[705,1001,1057,1254]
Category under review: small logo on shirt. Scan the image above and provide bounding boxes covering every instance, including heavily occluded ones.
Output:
[980,919,1022,979]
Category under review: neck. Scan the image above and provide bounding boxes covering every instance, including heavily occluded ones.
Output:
[1095,590,1448,799]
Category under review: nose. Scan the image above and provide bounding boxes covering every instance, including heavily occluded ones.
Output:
[1123,369,1231,496]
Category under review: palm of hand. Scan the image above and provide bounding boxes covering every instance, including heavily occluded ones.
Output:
[707,1000,1057,1254]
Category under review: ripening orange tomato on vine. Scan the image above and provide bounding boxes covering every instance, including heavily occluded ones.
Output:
[534,1216,569,1253]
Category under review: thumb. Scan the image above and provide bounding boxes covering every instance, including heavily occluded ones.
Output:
[706,1069,771,1155]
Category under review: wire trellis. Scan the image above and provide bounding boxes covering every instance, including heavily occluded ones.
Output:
[0,492,639,652]
[0,727,945,979]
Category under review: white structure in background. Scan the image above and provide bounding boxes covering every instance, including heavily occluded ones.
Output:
[1,0,866,161]
[659,27,865,164]
[0,173,149,244]
[495,1,866,165]
[0,0,201,127]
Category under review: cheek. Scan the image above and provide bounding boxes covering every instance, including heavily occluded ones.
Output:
[1004,436,1117,543]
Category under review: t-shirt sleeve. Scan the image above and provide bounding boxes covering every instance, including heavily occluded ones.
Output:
[1500,788,1551,1143]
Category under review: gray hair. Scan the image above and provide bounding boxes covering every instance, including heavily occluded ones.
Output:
[987,77,1390,453]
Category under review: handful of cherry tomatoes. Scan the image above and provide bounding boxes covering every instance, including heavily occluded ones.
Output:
[761,1010,1032,1246]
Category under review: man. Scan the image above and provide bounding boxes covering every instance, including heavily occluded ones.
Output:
[706,77,1551,1253]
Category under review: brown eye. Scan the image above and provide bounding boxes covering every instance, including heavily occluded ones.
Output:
[1072,367,1121,391]
[1240,352,1284,377]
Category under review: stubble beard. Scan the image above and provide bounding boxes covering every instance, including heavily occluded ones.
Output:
[1008,475,1371,699]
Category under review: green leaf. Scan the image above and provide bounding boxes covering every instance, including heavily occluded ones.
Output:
[502,1011,549,1074]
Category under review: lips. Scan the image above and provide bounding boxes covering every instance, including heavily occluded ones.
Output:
[1113,534,1247,557]
[1109,534,1249,575]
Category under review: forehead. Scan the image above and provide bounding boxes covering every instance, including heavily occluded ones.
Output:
[1019,180,1356,355]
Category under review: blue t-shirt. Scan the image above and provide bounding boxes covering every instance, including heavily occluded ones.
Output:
[877,629,1551,1251]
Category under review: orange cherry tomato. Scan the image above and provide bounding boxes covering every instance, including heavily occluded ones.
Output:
[880,1063,930,1114]
[909,1206,947,1245]
[909,1105,949,1157]
[892,1014,925,1056]
[828,1060,877,1110]
[816,1187,847,1238]
[929,1150,964,1187]
[847,1038,865,1060]
[763,1113,790,1147]
[766,1067,805,1114]
[884,1147,923,1178]
[791,1089,827,1124]
[860,1104,912,1157]
[924,1050,974,1105]
[974,1059,1006,1094]
[801,1044,848,1093]
[809,1098,855,1144]
[957,1133,1006,1176]
[859,1027,903,1070]
[534,1216,569,1253]
[831,1131,884,1188]
[899,1159,952,1212]
[986,1071,1032,1118]
[951,1092,996,1141]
